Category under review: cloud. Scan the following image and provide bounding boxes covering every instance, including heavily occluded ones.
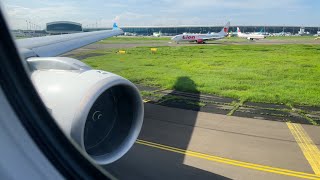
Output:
[3,3,81,29]
[111,12,151,25]
[1,0,318,29]
[170,0,303,9]
[113,16,120,22]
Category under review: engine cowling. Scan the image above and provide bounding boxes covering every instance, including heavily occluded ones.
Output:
[197,39,204,44]
[27,57,144,165]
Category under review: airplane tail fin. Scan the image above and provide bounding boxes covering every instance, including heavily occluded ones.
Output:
[237,27,241,33]
[219,21,230,35]
[259,28,264,33]
[113,23,119,30]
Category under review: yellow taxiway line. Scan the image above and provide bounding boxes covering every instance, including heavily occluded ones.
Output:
[287,122,320,175]
[136,139,320,179]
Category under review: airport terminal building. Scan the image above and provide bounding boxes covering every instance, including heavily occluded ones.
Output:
[83,25,319,36]
[14,22,319,37]
[46,21,83,34]
[119,26,320,36]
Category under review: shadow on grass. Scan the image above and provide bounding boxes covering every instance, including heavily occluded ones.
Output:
[157,76,201,111]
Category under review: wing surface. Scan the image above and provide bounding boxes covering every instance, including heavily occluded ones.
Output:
[16,29,123,59]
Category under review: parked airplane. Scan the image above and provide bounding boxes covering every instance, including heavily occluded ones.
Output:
[153,31,162,37]
[15,23,144,166]
[253,28,269,36]
[252,28,264,35]
[171,22,230,44]
[237,27,266,40]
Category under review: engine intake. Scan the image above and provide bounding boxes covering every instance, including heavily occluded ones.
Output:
[28,57,143,165]
[84,85,136,156]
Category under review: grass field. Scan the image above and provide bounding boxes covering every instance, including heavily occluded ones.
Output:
[82,43,320,106]
[15,36,29,39]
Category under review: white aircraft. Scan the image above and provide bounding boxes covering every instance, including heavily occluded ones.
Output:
[13,22,144,166]
[237,27,266,40]
[171,22,230,44]
[153,31,162,37]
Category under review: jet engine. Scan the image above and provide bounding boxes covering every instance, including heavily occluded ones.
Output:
[197,39,204,44]
[27,57,144,165]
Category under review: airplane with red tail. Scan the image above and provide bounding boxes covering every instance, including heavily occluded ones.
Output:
[171,22,230,44]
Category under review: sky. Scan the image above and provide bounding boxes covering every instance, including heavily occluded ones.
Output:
[1,0,319,29]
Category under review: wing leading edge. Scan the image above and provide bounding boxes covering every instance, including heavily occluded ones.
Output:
[17,28,123,59]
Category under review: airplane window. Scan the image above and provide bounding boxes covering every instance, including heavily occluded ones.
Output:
[1,0,320,180]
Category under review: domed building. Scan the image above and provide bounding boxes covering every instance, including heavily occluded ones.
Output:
[46,21,82,34]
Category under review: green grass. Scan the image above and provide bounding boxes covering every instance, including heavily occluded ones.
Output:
[83,44,320,106]
[14,36,29,39]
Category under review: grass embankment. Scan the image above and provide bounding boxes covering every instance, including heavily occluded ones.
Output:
[83,44,320,106]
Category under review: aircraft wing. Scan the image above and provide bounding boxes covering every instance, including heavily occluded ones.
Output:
[16,28,123,59]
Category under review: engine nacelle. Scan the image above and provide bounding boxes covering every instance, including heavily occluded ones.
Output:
[27,57,144,165]
[197,39,204,44]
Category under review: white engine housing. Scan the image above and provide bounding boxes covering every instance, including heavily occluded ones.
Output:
[27,57,144,165]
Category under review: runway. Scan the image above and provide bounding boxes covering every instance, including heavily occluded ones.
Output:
[104,103,320,180]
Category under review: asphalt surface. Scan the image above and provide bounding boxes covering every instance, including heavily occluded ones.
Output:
[104,103,320,180]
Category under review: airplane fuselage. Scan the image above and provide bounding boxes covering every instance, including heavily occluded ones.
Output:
[171,33,224,43]
[172,22,230,44]
[238,32,266,40]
